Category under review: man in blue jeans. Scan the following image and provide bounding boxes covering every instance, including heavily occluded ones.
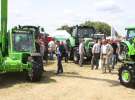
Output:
[56,41,63,74]
[111,40,118,69]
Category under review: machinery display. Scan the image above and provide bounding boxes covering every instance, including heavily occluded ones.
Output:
[0,0,43,81]
[67,25,96,63]
[119,27,135,60]
[118,26,135,86]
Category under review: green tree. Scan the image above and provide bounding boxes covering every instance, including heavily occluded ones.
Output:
[57,25,72,34]
[58,21,111,36]
[81,21,111,36]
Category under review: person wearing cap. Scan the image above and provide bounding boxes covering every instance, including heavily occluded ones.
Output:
[79,39,85,67]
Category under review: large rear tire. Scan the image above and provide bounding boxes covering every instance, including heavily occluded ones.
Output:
[118,65,134,86]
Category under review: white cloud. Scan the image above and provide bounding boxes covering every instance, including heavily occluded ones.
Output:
[7,0,135,35]
[95,0,123,13]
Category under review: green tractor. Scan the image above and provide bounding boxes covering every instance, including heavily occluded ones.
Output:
[118,26,135,86]
[0,0,43,81]
[119,27,135,60]
[67,25,96,63]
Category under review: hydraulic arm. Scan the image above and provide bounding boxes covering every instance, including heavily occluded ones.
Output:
[1,0,8,56]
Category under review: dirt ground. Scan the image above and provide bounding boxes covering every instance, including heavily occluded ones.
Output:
[0,60,135,100]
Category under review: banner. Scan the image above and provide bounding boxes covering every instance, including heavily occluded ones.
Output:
[111,26,120,40]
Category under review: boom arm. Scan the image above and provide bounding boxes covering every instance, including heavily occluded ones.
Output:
[1,0,8,56]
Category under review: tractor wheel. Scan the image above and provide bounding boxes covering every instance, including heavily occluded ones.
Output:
[27,61,43,82]
[68,51,73,60]
[119,42,128,61]
[68,48,74,60]
[73,51,79,64]
[118,65,134,86]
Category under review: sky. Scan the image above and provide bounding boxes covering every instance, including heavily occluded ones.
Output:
[7,0,135,35]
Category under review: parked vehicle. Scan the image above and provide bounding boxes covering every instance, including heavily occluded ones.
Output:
[67,25,96,63]
[118,26,135,86]
[0,0,43,82]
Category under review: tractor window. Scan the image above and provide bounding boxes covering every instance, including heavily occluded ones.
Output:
[78,28,95,38]
[93,34,105,39]
[127,30,135,39]
[13,33,33,52]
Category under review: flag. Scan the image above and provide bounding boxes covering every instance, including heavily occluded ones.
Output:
[111,26,120,39]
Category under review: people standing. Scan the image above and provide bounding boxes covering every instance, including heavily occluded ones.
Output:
[35,37,40,53]
[91,39,101,70]
[60,41,66,59]
[100,39,113,73]
[48,40,55,60]
[106,40,113,72]
[43,35,49,64]
[39,36,45,60]
[79,39,85,67]
[64,41,69,63]
[110,40,119,69]
[56,41,63,74]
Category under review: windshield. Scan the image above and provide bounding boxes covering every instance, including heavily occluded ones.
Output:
[77,28,95,38]
[13,33,33,52]
[93,34,105,39]
[127,29,135,39]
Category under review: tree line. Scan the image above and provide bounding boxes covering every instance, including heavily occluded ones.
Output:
[57,21,111,36]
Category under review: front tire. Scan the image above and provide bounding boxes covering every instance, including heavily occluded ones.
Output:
[27,61,43,82]
[118,65,134,86]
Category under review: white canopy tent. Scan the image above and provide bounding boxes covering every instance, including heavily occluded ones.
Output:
[49,30,71,41]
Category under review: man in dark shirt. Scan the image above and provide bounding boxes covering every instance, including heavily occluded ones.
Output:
[111,40,118,69]
[56,41,63,74]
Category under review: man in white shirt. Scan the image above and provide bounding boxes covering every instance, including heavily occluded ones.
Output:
[48,40,55,60]
[107,40,113,71]
[100,39,113,73]
[79,39,85,67]
[91,39,101,70]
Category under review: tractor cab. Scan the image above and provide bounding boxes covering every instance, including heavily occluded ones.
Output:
[11,28,35,52]
[118,26,135,86]
[119,27,135,61]
[72,26,96,45]
[68,26,96,63]
[21,25,45,37]
[126,27,135,40]
[93,33,106,40]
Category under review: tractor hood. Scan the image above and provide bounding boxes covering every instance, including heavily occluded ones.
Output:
[84,38,94,45]
[84,38,94,49]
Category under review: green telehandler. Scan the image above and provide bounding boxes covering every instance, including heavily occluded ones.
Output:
[0,0,43,81]
[118,26,135,86]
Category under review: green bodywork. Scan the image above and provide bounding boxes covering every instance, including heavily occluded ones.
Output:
[123,41,135,56]
[68,26,95,61]
[0,0,33,73]
[0,28,35,72]
[121,26,135,58]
